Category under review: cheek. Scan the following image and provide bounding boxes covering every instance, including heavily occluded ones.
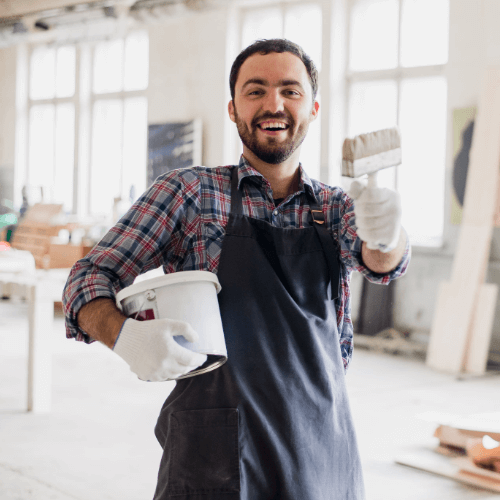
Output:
[288,103,309,121]
[297,107,316,126]
[235,101,258,118]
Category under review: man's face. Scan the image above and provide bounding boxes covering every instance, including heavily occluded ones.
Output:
[228,52,319,165]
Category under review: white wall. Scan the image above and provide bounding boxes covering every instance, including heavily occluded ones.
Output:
[147,8,234,168]
[0,45,16,203]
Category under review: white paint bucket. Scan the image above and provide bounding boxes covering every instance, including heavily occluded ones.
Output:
[116,271,227,379]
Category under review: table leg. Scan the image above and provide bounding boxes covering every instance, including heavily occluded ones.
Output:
[27,283,53,413]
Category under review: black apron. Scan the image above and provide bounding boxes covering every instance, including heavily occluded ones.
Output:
[153,167,365,500]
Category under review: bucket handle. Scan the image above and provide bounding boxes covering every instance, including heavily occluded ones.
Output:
[131,298,147,320]
[129,289,156,321]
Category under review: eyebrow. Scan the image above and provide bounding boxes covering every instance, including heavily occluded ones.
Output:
[241,78,305,91]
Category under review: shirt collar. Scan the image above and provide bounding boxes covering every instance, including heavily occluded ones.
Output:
[236,155,318,203]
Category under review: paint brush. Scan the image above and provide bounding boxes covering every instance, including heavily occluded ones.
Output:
[342,127,402,188]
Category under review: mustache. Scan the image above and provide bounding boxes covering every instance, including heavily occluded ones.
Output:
[252,112,292,128]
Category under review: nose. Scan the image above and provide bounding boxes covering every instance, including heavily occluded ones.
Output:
[262,89,285,114]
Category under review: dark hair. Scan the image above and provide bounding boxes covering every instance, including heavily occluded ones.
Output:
[229,38,319,101]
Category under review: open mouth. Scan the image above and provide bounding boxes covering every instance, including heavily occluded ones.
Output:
[257,120,290,132]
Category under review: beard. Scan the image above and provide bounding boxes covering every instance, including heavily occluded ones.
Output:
[233,108,309,165]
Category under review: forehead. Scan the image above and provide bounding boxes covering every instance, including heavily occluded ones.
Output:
[235,51,311,92]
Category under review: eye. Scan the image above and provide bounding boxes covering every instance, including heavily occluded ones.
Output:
[248,89,264,96]
[283,89,301,96]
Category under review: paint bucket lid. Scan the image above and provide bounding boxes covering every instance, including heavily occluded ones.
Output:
[116,270,221,304]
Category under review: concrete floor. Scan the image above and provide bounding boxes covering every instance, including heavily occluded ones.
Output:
[1,298,499,500]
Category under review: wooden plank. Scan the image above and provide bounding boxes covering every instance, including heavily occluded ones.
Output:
[453,458,500,483]
[462,68,500,227]
[427,225,491,374]
[396,449,500,493]
[427,282,466,373]
[494,172,500,227]
[436,425,500,449]
[427,67,500,375]
[465,283,498,375]
[449,224,492,290]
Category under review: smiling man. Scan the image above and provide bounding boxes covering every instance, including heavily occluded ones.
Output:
[63,39,410,500]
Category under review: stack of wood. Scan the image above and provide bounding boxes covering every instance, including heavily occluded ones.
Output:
[397,413,500,493]
[9,204,91,269]
[427,68,500,376]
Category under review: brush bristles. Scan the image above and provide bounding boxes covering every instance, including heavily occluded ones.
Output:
[342,127,401,162]
[342,148,402,178]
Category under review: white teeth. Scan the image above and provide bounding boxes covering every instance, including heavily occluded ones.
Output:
[260,121,287,130]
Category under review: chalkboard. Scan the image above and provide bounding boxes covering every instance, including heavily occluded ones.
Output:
[147,119,202,186]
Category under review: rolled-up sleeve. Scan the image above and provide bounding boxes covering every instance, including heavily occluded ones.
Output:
[62,170,199,343]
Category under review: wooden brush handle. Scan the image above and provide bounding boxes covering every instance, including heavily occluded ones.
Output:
[367,171,378,188]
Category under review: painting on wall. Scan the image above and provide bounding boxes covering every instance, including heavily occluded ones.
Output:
[147,118,202,186]
[451,107,476,224]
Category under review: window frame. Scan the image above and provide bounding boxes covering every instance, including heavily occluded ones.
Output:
[17,32,148,217]
[345,0,449,247]
[24,43,79,213]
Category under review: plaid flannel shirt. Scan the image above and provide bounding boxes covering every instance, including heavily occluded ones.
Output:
[62,156,410,372]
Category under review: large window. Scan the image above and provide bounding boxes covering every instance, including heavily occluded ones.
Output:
[27,45,77,213]
[18,31,149,218]
[346,0,449,247]
[241,3,322,181]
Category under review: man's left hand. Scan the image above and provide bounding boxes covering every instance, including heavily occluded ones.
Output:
[349,180,402,253]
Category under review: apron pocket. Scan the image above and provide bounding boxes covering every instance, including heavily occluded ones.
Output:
[167,408,240,496]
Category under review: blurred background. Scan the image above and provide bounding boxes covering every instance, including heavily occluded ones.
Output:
[0,1,499,499]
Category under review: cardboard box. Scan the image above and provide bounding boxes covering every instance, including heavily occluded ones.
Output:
[10,204,92,269]
[43,243,89,269]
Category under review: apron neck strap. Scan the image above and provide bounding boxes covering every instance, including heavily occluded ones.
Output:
[231,167,243,215]
[310,204,341,301]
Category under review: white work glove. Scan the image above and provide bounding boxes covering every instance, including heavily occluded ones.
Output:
[113,318,207,381]
[349,180,402,253]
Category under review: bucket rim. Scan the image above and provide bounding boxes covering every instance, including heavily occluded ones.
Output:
[116,270,221,304]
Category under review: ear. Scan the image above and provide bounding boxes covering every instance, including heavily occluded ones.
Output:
[228,100,236,123]
[310,101,320,122]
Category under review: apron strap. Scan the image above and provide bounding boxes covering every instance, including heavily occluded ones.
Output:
[231,167,243,215]
[230,167,339,300]
[311,208,340,301]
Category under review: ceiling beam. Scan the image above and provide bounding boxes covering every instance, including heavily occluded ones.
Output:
[0,0,116,19]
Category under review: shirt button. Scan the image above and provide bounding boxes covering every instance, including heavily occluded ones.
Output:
[273,210,279,216]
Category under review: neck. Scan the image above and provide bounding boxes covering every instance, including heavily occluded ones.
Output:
[242,148,300,199]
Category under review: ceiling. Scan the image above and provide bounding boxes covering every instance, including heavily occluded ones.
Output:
[0,0,224,45]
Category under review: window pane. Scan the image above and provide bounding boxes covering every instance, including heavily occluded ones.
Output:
[242,8,284,48]
[90,100,123,215]
[93,39,124,94]
[55,45,76,98]
[54,103,75,212]
[349,0,399,71]
[30,46,55,100]
[122,97,148,202]
[124,31,149,91]
[299,95,321,181]
[284,4,322,71]
[347,80,398,189]
[399,77,447,246]
[28,105,55,188]
[348,80,398,136]
[401,0,449,67]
